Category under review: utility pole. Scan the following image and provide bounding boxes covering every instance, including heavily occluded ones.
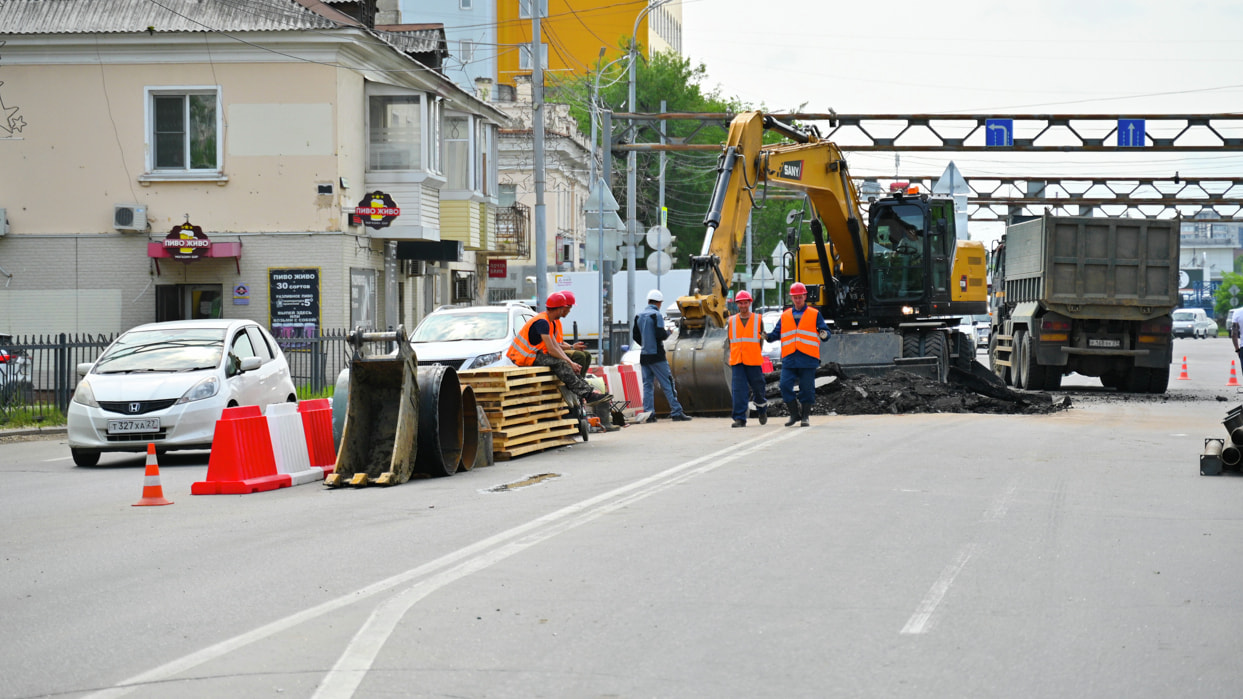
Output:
[658,99,666,291]
[532,4,548,309]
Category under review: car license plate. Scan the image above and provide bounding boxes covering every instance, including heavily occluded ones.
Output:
[1089,338,1121,348]
[107,418,160,434]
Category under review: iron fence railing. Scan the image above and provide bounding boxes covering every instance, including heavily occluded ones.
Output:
[0,329,358,425]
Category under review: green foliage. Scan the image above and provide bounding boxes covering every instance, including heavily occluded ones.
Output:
[0,405,66,428]
[1214,272,1243,318]
[297,384,335,401]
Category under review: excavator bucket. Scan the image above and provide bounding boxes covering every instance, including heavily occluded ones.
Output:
[668,325,734,416]
[325,328,420,487]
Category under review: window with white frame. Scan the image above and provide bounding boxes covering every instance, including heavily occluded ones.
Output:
[148,87,221,172]
[445,115,471,190]
[518,43,549,71]
[518,0,548,19]
[460,39,475,63]
[499,183,517,207]
[460,0,473,8]
[428,98,442,173]
[476,120,494,195]
[369,94,421,170]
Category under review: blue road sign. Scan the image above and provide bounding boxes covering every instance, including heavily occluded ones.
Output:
[1118,118,1146,147]
[985,118,1013,147]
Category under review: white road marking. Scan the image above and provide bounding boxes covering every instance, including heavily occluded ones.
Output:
[86,429,800,699]
[982,482,1018,521]
[43,456,73,462]
[901,543,977,635]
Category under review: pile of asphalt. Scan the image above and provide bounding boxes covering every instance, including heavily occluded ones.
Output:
[765,364,1069,416]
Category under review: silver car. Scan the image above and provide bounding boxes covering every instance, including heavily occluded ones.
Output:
[66,319,297,466]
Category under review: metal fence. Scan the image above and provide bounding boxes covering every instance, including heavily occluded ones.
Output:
[0,329,357,425]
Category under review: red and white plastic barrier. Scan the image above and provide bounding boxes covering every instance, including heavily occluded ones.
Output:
[191,401,336,495]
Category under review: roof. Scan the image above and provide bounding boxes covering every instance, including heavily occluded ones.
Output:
[0,0,355,34]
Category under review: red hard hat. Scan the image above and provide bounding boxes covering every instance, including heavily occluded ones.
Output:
[546,291,568,309]
[735,290,753,303]
[789,282,808,296]
[561,290,576,305]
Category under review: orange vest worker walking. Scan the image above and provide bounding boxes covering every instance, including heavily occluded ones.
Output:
[765,282,830,426]
[727,290,768,427]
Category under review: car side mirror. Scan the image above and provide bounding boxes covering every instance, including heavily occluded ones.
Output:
[239,356,262,373]
[77,362,93,377]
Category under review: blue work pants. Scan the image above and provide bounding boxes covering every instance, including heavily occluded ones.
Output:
[640,360,686,417]
[779,365,817,408]
[731,363,768,422]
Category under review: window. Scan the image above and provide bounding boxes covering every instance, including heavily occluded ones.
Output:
[245,327,274,361]
[460,39,475,63]
[499,183,517,207]
[445,115,471,190]
[369,95,421,170]
[148,88,220,172]
[460,0,473,8]
[518,0,548,18]
[518,43,549,71]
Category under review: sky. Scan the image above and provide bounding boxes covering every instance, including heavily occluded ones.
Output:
[678,0,1243,246]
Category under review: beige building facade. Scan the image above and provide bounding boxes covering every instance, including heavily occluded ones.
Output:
[0,0,508,338]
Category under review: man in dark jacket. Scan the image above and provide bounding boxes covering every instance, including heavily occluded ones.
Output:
[632,289,691,422]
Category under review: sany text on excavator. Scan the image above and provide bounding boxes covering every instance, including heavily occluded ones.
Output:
[669,111,994,415]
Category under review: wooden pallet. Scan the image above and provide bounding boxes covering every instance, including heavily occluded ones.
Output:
[459,366,582,460]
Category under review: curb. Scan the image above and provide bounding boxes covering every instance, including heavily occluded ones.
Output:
[0,426,67,439]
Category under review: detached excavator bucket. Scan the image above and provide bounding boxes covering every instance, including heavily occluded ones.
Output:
[668,324,733,416]
[325,328,420,487]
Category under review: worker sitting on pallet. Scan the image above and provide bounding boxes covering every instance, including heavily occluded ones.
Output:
[554,290,593,379]
[508,291,612,405]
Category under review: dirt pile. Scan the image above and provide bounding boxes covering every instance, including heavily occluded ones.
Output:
[766,365,1069,416]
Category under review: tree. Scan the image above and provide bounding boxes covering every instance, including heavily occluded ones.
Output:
[549,46,818,298]
[1214,272,1243,319]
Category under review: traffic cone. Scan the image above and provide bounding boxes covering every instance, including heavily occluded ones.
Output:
[1177,356,1190,380]
[1229,361,1240,388]
[133,443,173,506]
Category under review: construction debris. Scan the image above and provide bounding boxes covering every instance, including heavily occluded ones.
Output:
[765,364,1068,416]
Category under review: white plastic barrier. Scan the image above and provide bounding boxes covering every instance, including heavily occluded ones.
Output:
[264,403,320,486]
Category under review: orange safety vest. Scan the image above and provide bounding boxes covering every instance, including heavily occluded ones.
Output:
[728,313,763,366]
[780,306,822,359]
[507,312,556,367]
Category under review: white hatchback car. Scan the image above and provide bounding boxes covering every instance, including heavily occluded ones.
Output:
[411,303,537,371]
[67,319,297,466]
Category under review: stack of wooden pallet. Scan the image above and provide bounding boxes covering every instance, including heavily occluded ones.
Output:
[457,366,581,460]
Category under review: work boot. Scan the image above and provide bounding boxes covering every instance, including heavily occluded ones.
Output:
[784,405,799,427]
[671,413,693,422]
[757,407,768,426]
[585,391,613,405]
[799,402,812,427]
[731,419,746,428]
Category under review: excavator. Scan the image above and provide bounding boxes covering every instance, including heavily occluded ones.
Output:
[669,111,993,415]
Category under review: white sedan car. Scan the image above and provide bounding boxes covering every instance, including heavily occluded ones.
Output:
[67,319,297,466]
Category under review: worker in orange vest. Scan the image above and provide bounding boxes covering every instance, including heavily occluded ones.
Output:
[508,291,611,405]
[727,290,768,427]
[765,282,830,426]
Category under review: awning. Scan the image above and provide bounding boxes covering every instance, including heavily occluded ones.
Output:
[147,241,243,274]
[396,240,462,262]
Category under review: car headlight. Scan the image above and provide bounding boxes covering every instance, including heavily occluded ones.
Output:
[72,378,99,408]
[176,375,220,404]
[468,351,503,369]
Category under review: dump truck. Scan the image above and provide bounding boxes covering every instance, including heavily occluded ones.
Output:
[988,214,1180,392]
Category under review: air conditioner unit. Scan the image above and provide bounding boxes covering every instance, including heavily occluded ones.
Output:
[113,204,148,231]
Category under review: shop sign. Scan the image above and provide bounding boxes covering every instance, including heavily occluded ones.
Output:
[162,222,211,261]
[269,268,320,346]
[488,259,507,278]
[354,191,400,229]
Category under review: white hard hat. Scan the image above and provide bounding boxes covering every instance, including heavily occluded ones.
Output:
[647,289,664,303]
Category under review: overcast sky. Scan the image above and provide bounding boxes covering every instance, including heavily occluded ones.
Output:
[679,0,1243,243]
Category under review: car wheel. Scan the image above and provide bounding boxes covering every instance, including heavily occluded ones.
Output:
[71,448,100,467]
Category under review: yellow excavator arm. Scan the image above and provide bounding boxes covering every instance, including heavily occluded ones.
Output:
[677,111,867,331]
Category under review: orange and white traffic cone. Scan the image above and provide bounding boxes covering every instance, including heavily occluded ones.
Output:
[1229,361,1241,388]
[1177,356,1190,380]
[133,443,173,507]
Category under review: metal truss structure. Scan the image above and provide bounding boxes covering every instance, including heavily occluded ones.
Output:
[609,112,1243,220]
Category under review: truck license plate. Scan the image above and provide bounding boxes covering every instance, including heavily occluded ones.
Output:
[107,418,160,434]
[1089,338,1121,348]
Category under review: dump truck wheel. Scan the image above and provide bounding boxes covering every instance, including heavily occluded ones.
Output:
[1147,367,1170,394]
[1020,331,1047,390]
[1012,329,1028,389]
[988,335,1011,386]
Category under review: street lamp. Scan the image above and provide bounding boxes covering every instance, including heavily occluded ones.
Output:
[625,0,673,328]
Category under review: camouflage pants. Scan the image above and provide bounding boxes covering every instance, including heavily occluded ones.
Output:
[566,349,592,378]
[534,352,593,398]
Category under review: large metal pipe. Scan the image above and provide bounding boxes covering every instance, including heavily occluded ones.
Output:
[1202,438,1225,476]
[458,384,479,472]
[1222,443,1241,468]
[415,365,463,478]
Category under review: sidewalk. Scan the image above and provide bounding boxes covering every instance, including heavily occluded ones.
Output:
[0,425,67,441]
